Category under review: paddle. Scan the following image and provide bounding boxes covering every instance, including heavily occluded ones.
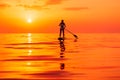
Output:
[65,29,78,39]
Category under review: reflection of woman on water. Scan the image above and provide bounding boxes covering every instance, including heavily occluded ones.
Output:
[59,20,66,38]
[59,40,65,70]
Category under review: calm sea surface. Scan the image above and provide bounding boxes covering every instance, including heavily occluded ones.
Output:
[0,33,120,80]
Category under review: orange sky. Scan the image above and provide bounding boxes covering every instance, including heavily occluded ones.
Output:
[0,0,120,33]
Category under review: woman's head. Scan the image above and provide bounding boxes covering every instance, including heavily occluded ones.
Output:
[61,20,64,22]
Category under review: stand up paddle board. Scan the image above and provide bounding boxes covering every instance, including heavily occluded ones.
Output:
[58,37,64,40]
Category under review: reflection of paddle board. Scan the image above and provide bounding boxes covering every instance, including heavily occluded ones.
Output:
[58,37,64,40]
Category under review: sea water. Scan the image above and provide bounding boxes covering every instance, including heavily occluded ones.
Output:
[0,33,120,80]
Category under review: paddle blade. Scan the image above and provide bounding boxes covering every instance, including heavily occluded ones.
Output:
[74,35,78,39]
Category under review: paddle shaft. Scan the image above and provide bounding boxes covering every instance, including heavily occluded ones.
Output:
[65,29,78,38]
[65,29,73,35]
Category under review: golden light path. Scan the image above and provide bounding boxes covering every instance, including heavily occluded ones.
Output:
[27,33,32,66]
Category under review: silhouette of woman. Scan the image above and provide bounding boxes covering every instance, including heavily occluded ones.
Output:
[59,20,66,39]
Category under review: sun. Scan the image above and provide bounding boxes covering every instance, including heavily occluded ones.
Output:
[27,18,32,23]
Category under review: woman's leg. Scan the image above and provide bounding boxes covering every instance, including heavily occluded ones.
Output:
[59,29,62,37]
[63,29,65,38]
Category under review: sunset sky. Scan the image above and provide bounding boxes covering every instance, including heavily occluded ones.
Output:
[0,0,120,33]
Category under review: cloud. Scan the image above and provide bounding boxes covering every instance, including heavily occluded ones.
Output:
[28,5,49,10]
[64,7,88,11]
[45,0,66,5]
[20,0,68,10]
[16,4,49,10]
[0,3,11,8]
[0,0,68,10]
